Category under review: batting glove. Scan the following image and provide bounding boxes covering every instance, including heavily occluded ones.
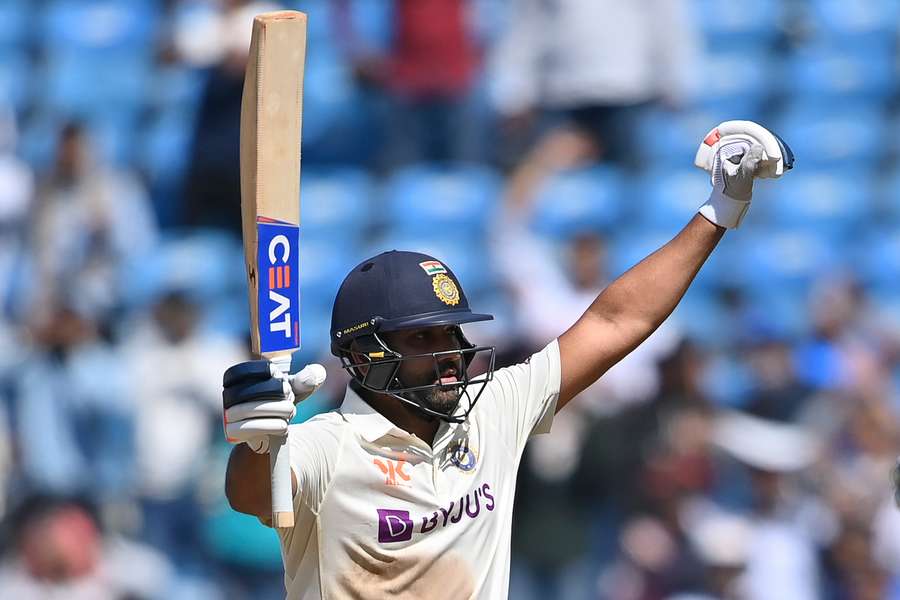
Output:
[694,120,794,229]
[222,361,326,453]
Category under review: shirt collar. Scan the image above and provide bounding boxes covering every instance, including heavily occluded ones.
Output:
[338,384,464,446]
[339,384,409,443]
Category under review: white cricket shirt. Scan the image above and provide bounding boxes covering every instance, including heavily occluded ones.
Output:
[277,339,561,599]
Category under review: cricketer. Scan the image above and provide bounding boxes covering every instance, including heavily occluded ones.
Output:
[222,122,793,598]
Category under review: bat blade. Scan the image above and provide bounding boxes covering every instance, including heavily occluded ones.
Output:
[239,10,307,529]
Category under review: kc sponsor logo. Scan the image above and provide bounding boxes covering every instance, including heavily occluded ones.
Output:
[373,458,410,487]
[256,218,300,354]
[376,482,495,544]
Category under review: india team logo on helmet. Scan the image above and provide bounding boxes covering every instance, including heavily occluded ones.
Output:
[432,274,460,306]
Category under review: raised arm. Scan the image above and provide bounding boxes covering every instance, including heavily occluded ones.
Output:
[556,121,794,410]
[557,214,722,408]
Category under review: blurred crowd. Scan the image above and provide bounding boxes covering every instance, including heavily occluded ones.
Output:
[0,0,899,598]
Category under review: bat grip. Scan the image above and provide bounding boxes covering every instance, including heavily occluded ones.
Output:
[269,355,294,528]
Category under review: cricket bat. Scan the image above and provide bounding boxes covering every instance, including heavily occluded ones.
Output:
[239,10,307,529]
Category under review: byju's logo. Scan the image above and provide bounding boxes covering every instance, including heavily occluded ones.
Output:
[377,509,414,543]
[376,483,495,544]
[256,218,300,353]
[373,458,411,486]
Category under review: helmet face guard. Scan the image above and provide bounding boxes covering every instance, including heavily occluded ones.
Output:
[337,328,495,423]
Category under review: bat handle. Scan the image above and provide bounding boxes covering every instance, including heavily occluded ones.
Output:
[269,354,294,528]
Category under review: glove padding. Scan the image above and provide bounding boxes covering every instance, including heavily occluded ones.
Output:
[694,120,794,229]
[223,361,326,453]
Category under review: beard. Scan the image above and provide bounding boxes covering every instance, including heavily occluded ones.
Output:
[407,384,463,417]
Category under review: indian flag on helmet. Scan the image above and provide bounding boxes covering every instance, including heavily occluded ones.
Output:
[419,260,447,275]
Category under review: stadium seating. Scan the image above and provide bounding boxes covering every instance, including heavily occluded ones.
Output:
[384,164,502,234]
[529,166,626,239]
[856,229,900,292]
[40,0,159,56]
[754,170,873,235]
[0,50,29,113]
[774,104,885,169]
[805,0,899,52]
[786,47,896,103]
[298,237,363,310]
[0,0,27,49]
[635,169,710,229]
[301,169,374,240]
[119,228,244,311]
[696,52,778,117]
[694,0,783,51]
[730,229,841,293]
[40,53,153,120]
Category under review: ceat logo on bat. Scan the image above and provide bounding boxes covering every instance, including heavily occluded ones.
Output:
[257,217,300,353]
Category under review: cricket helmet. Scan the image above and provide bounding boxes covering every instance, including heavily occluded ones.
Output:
[331,250,495,422]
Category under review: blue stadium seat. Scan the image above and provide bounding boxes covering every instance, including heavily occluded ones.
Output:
[636,109,749,167]
[731,229,840,292]
[139,111,195,189]
[696,52,778,115]
[41,54,153,118]
[0,50,29,113]
[636,169,710,229]
[299,238,362,309]
[530,166,625,239]
[41,0,159,56]
[302,169,374,240]
[879,168,900,223]
[754,170,873,234]
[786,47,896,102]
[775,105,884,169]
[18,114,60,169]
[302,52,356,145]
[695,0,783,51]
[120,230,244,309]
[148,66,207,114]
[385,164,502,234]
[0,0,28,48]
[806,0,898,52]
[857,230,900,292]
[292,304,334,367]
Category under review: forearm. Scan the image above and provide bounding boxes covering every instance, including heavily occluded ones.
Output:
[587,214,724,341]
[225,443,274,517]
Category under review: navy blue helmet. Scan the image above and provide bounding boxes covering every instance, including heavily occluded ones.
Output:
[331,250,495,422]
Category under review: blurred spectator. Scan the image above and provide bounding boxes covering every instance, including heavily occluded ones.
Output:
[0,495,172,599]
[337,0,483,169]
[488,0,701,168]
[181,1,280,234]
[29,122,157,323]
[123,289,245,565]
[12,304,132,503]
[0,104,33,321]
[710,411,823,600]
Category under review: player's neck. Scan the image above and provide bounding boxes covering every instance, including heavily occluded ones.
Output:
[355,385,440,446]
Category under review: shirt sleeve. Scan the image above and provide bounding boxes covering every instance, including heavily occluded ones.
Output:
[480,339,561,454]
[285,416,342,515]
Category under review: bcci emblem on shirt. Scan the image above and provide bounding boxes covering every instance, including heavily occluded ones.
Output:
[449,441,478,472]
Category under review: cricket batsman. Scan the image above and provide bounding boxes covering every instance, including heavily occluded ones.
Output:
[222,121,793,598]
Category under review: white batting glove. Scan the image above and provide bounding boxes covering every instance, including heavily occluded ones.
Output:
[694,120,794,228]
[223,362,327,453]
